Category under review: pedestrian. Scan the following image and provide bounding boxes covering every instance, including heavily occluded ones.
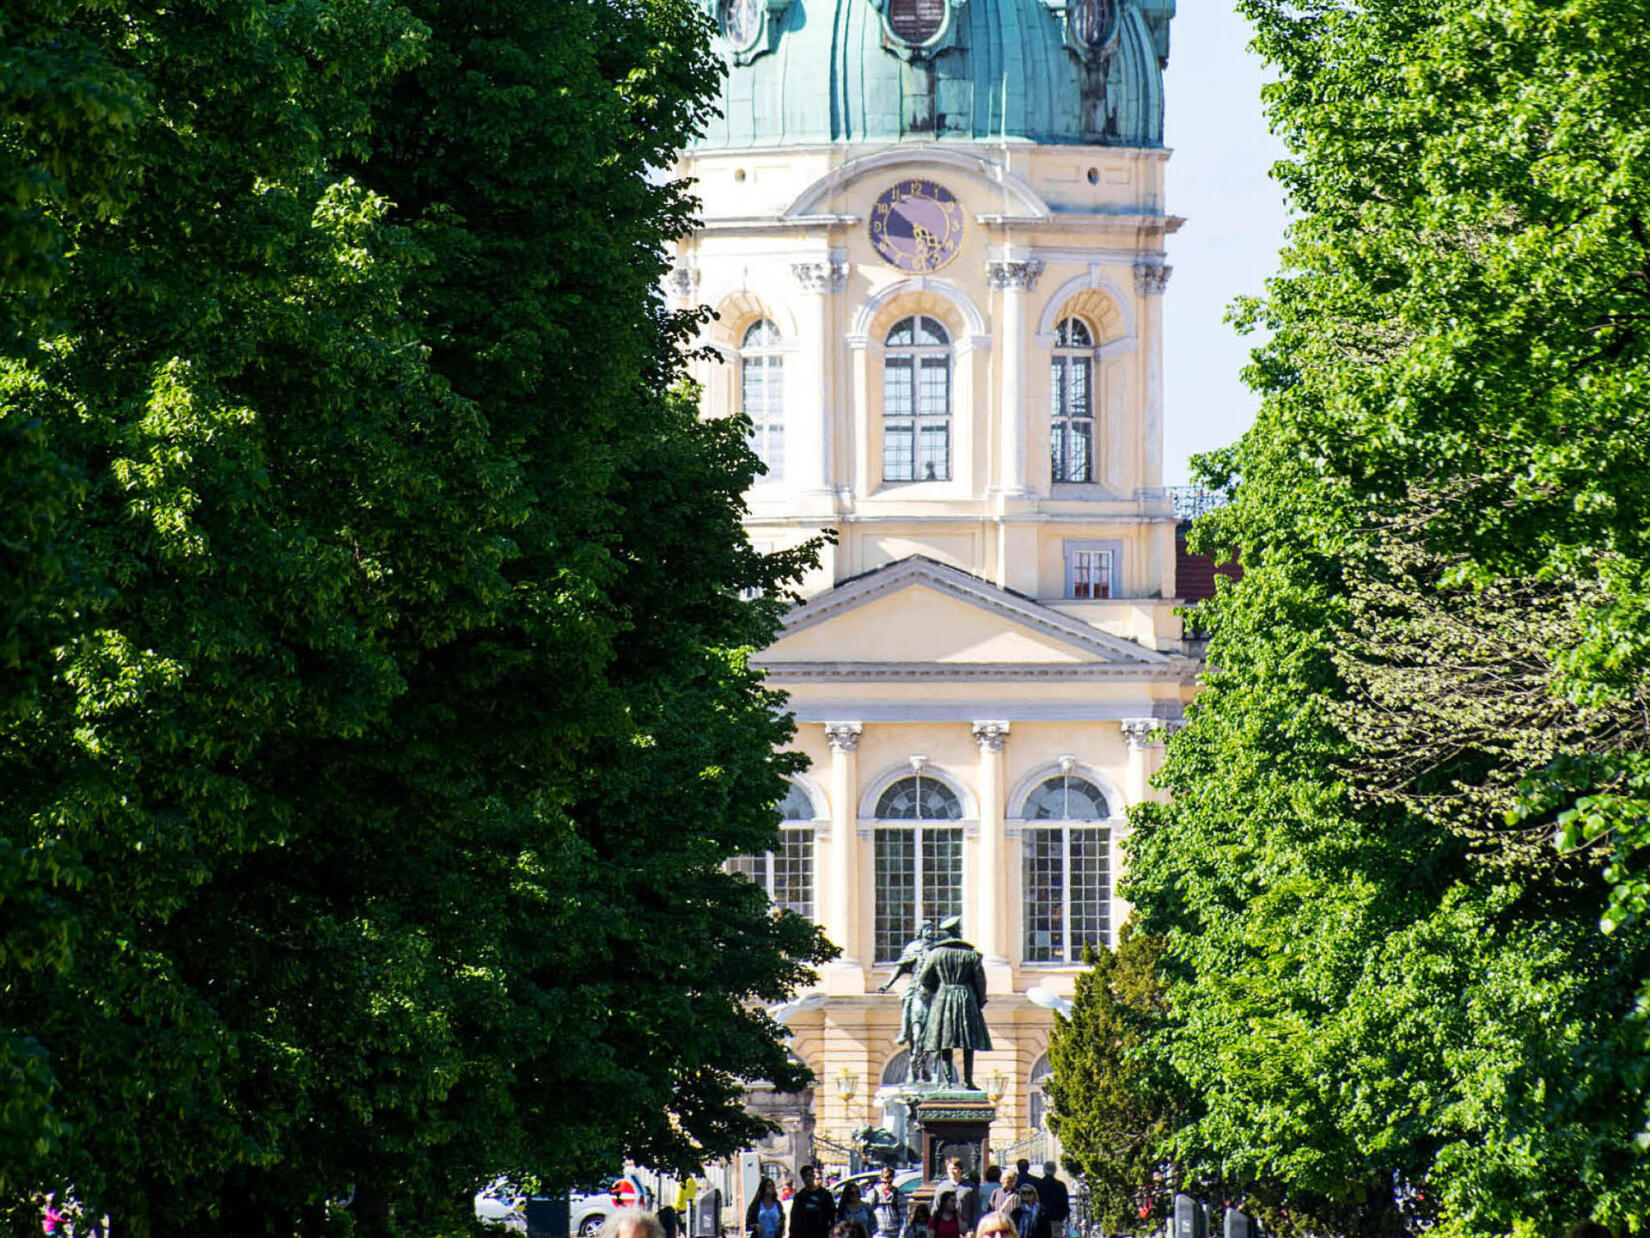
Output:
[1012,1185,1049,1238]
[941,1158,979,1234]
[832,1220,871,1238]
[1032,1163,1068,1235]
[837,1182,874,1235]
[1014,1161,1031,1188]
[1565,1226,1611,1238]
[598,1209,668,1238]
[931,1192,962,1238]
[791,1165,837,1238]
[747,1177,787,1238]
[974,1210,1018,1238]
[901,1202,933,1238]
[870,1167,903,1238]
[660,1205,683,1238]
[982,1167,1002,1196]
[990,1172,1019,1216]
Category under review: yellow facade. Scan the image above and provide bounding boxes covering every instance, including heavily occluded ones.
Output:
[674,136,1197,1156]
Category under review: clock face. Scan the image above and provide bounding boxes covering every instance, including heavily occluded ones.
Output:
[868,180,965,273]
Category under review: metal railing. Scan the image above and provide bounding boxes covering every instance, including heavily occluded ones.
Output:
[1165,486,1229,523]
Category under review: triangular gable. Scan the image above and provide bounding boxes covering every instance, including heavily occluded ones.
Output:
[761,556,1176,668]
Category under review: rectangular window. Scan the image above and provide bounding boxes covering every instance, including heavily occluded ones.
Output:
[875,825,964,961]
[1022,826,1110,963]
[730,826,814,919]
[743,354,784,480]
[1064,540,1121,599]
[883,355,951,483]
[1051,354,1094,483]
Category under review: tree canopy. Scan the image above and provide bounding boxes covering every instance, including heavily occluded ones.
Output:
[0,0,829,1234]
[1103,1,1650,1235]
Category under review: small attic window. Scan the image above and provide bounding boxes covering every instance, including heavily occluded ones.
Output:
[887,0,944,44]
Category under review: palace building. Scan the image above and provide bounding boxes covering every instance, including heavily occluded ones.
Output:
[671,0,1195,1163]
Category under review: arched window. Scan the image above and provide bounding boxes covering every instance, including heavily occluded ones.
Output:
[883,315,952,483]
[730,779,815,918]
[741,319,784,480]
[873,773,964,962]
[1029,1053,1053,1131]
[1022,776,1111,963]
[882,1050,910,1086]
[1050,317,1094,483]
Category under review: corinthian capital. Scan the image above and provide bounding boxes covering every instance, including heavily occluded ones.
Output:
[1133,262,1172,295]
[972,720,1012,752]
[1121,718,1162,751]
[824,721,863,753]
[986,259,1046,292]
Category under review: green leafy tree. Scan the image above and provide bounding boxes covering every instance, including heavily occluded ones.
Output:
[1124,1,1650,1235]
[0,0,830,1234]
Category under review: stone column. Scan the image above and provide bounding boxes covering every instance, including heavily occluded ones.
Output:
[986,260,1045,498]
[1121,717,1161,805]
[972,721,1012,987]
[824,721,864,992]
[1133,261,1171,490]
[792,257,847,501]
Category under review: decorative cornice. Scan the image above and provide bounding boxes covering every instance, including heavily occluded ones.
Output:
[824,720,863,753]
[756,661,1200,684]
[1133,262,1172,295]
[1121,717,1163,750]
[792,258,849,294]
[972,721,1012,752]
[986,259,1047,292]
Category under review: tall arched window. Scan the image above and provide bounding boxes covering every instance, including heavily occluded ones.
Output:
[874,773,964,961]
[1050,317,1094,483]
[741,318,784,480]
[730,780,815,918]
[1022,775,1112,962]
[1029,1053,1053,1131]
[883,315,952,483]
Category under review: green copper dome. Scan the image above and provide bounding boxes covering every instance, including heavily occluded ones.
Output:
[697,0,1173,148]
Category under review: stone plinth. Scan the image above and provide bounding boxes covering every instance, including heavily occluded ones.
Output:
[912,1091,996,1198]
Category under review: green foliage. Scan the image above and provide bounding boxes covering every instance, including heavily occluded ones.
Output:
[1046,924,1179,1233]
[1123,0,1650,1234]
[0,0,830,1234]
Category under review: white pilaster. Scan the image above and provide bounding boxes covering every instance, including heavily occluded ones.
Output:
[823,721,865,992]
[972,720,1012,988]
[986,260,1045,498]
[792,257,847,501]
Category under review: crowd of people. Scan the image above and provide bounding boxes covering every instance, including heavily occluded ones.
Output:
[739,1158,1072,1238]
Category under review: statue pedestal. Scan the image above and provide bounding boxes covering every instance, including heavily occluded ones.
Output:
[911,1091,996,1200]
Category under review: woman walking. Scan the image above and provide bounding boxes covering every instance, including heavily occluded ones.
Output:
[747,1178,786,1238]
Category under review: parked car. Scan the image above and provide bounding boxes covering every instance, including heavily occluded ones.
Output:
[571,1176,654,1237]
[474,1178,526,1233]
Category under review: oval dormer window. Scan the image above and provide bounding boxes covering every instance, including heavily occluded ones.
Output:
[720,0,761,49]
[1069,0,1117,50]
[887,0,945,45]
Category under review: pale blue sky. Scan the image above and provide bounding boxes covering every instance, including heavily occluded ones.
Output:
[1159,4,1289,486]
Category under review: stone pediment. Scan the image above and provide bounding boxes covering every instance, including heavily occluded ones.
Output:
[756,557,1194,682]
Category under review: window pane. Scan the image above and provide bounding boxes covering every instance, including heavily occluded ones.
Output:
[1022,828,1064,963]
[922,827,963,926]
[918,357,949,416]
[917,316,949,346]
[886,317,915,347]
[774,826,814,919]
[875,828,917,962]
[1024,776,1109,821]
[778,782,814,821]
[730,854,764,884]
[1070,357,1091,418]
[1069,827,1111,956]
[876,775,962,820]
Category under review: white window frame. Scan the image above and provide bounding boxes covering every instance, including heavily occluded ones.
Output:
[1062,538,1124,599]
[736,825,815,919]
[1050,317,1096,484]
[881,315,953,484]
[739,318,785,483]
[1021,820,1112,964]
